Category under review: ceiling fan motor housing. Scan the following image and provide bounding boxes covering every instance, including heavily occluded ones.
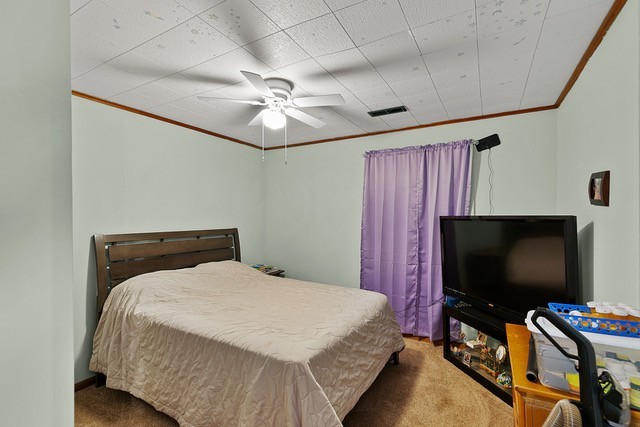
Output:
[264,78,293,100]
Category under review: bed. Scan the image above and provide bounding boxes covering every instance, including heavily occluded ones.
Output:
[89,228,405,427]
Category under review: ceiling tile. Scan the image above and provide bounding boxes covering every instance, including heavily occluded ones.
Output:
[483,100,521,115]
[154,73,219,96]
[381,115,419,129]
[481,82,525,106]
[445,98,482,119]
[353,85,397,105]
[333,109,376,128]
[399,0,474,28]
[108,51,175,81]
[108,89,165,110]
[276,59,347,96]
[336,0,408,46]
[481,77,526,93]
[335,68,387,92]
[334,101,370,114]
[546,0,613,18]
[316,49,386,92]
[324,0,365,11]
[437,83,480,103]
[121,81,185,105]
[199,0,280,45]
[71,0,165,51]
[401,92,444,114]
[171,96,220,115]
[199,100,267,127]
[534,35,591,66]
[528,36,591,87]
[72,64,153,98]
[359,31,420,67]
[147,102,201,123]
[409,104,447,118]
[339,91,365,107]
[412,10,477,54]
[71,28,127,78]
[133,17,238,72]
[478,26,539,65]
[365,98,403,111]
[520,82,562,108]
[249,0,331,28]
[431,66,479,91]
[388,77,436,98]
[523,67,571,108]
[244,31,310,69]
[213,81,259,103]
[101,0,193,31]
[423,40,477,75]
[479,54,533,85]
[285,14,355,57]
[315,48,370,76]
[524,35,593,107]
[358,120,392,132]
[538,1,612,48]
[413,111,448,125]
[174,0,225,15]
[181,48,272,89]
[522,37,590,108]
[476,0,549,38]
[299,108,358,129]
[377,57,430,84]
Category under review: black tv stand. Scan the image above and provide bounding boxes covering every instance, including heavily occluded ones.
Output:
[443,302,522,405]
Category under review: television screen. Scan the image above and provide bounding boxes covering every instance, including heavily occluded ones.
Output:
[440,216,579,320]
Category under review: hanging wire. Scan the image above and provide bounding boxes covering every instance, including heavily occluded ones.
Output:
[284,116,288,165]
[488,148,495,215]
[261,121,265,161]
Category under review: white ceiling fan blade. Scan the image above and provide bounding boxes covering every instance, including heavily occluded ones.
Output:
[197,96,265,106]
[284,108,326,129]
[241,70,275,98]
[291,94,345,108]
[248,110,266,126]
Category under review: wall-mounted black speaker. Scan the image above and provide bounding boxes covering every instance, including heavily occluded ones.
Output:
[476,134,501,152]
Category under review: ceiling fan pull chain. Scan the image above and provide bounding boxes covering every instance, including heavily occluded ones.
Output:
[261,121,265,161]
[284,118,288,165]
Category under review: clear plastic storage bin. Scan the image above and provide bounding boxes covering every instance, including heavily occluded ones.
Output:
[526,310,640,406]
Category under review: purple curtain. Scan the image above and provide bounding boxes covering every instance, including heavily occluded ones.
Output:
[360,140,472,340]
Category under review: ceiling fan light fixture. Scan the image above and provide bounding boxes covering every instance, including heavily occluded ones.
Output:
[263,109,286,130]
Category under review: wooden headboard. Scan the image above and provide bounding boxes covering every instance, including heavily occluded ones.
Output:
[93,228,240,316]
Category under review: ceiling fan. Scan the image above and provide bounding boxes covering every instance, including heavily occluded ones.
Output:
[197,71,345,130]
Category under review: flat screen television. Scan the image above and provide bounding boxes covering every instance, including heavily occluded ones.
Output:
[440,216,579,322]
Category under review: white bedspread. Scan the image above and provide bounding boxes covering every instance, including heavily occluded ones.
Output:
[90,261,404,426]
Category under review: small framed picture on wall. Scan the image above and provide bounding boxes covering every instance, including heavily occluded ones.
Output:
[588,171,610,206]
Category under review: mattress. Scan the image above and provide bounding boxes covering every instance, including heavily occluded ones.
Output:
[90,261,404,426]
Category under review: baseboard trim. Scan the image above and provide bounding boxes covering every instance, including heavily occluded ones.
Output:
[75,376,96,392]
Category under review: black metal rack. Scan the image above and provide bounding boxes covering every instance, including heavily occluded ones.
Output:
[443,303,515,405]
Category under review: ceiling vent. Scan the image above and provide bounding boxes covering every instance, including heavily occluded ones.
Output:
[367,105,408,117]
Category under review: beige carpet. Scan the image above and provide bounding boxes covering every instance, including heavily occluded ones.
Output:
[75,339,513,426]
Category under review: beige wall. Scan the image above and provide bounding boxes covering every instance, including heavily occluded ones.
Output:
[72,97,266,381]
[264,110,558,287]
[556,0,640,305]
[0,0,74,424]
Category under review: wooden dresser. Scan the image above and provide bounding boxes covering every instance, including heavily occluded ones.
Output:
[506,323,639,427]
